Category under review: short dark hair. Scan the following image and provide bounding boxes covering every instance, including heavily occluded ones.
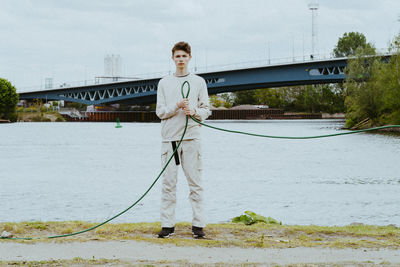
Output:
[172,41,191,56]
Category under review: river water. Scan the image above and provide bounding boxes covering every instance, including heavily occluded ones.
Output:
[1,120,399,226]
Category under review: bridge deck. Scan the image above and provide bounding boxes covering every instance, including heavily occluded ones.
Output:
[19,58,348,105]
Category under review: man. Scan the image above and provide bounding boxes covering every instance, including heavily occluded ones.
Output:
[156,41,211,238]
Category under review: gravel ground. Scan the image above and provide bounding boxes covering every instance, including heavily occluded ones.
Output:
[1,240,400,266]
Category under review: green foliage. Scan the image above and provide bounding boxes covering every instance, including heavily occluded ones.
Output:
[65,102,87,110]
[31,115,51,122]
[0,78,19,121]
[210,94,233,108]
[232,211,281,225]
[232,86,345,113]
[343,36,400,127]
[209,95,223,108]
[223,101,232,108]
[333,32,374,58]
[219,93,233,103]
[233,90,257,105]
[254,88,284,108]
[294,85,345,113]
[232,214,254,225]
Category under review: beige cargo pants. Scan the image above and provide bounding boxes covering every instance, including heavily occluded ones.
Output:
[160,139,205,228]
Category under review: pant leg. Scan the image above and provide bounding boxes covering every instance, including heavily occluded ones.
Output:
[160,141,180,227]
[180,139,206,227]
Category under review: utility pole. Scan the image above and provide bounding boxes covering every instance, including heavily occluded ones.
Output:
[302,34,305,61]
[292,36,295,62]
[308,0,319,60]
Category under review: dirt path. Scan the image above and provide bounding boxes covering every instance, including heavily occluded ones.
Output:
[1,240,400,266]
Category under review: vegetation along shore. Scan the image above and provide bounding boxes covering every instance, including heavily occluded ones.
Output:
[1,220,399,250]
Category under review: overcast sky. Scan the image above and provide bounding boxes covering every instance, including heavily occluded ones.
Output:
[1,0,399,92]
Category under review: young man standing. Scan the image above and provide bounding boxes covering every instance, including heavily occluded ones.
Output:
[156,41,211,238]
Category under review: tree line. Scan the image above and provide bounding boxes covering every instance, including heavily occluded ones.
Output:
[229,85,345,114]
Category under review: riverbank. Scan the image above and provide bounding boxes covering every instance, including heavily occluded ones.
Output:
[1,221,399,248]
[14,108,339,122]
[1,221,399,266]
[15,108,65,122]
[61,110,336,122]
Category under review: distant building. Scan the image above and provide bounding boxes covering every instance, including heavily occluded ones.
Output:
[104,54,122,81]
[45,78,53,89]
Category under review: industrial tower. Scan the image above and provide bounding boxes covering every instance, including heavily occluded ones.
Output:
[308,0,319,59]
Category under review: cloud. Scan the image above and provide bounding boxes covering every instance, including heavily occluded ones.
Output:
[0,0,399,91]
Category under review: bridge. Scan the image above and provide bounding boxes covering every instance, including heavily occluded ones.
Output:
[19,57,347,105]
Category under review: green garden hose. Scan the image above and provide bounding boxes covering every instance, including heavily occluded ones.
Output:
[2,80,399,240]
[190,116,400,139]
[1,82,192,240]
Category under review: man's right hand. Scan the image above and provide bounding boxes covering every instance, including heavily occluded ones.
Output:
[177,99,189,109]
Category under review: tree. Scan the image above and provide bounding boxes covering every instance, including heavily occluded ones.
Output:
[333,32,374,58]
[0,78,19,121]
[233,90,257,105]
[332,32,375,114]
[380,36,400,124]
[345,44,385,127]
[254,88,284,108]
[232,84,347,113]
[219,93,234,107]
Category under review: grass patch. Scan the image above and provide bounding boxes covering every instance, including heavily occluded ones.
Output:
[1,221,399,249]
[16,108,65,122]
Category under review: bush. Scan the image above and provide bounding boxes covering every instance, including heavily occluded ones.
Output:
[66,102,87,110]
[345,34,400,127]
[0,78,19,121]
[223,101,232,108]
[31,115,43,122]
[31,115,51,122]
[7,112,18,122]
[232,211,281,225]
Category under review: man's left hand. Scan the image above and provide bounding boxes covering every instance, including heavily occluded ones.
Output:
[184,107,195,116]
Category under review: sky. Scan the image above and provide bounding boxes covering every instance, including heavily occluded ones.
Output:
[1,0,399,92]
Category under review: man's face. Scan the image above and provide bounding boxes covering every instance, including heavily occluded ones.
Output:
[172,50,191,69]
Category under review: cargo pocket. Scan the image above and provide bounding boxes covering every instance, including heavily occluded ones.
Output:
[196,140,203,171]
[161,143,169,168]
[197,151,202,171]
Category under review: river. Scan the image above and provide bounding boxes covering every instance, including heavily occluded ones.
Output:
[1,120,399,226]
